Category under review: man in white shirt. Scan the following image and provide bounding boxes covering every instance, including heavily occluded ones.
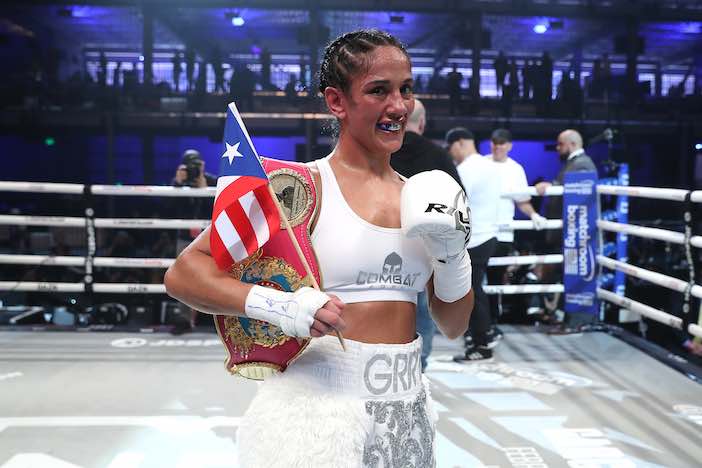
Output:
[446,127,501,361]
[486,128,546,328]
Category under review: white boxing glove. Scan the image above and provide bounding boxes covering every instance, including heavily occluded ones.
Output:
[244,285,330,337]
[530,212,547,231]
[401,170,472,303]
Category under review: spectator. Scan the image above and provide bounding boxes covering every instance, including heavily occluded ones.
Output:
[494,51,508,95]
[535,129,597,333]
[390,98,463,371]
[171,149,217,334]
[486,129,546,331]
[445,127,502,361]
[446,64,463,115]
[172,51,183,93]
[185,46,196,92]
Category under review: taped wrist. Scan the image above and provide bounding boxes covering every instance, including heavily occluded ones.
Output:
[432,250,472,303]
[243,285,328,337]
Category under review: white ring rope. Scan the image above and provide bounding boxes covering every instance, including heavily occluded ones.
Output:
[597,220,685,244]
[0,214,209,230]
[690,191,702,204]
[94,219,209,230]
[0,281,166,294]
[499,219,563,230]
[483,284,564,295]
[597,288,683,330]
[0,181,214,198]
[0,254,173,269]
[91,185,214,198]
[0,181,84,194]
[1,214,567,234]
[488,254,563,266]
[597,185,690,202]
[690,323,702,340]
[1,254,563,269]
[597,255,702,300]
[501,186,564,198]
[0,282,85,293]
[0,215,85,227]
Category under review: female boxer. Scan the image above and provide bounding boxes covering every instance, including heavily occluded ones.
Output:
[164,29,474,467]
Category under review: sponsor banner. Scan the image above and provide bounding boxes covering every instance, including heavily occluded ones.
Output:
[562,172,599,315]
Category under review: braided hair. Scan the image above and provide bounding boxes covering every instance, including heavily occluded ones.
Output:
[318,29,410,95]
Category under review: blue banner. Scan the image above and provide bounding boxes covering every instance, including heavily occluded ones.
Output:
[562,171,600,314]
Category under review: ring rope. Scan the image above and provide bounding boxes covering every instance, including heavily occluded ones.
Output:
[487,254,563,266]
[0,281,166,294]
[597,185,691,202]
[0,215,209,230]
[597,288,684,330]
[597,255,702,300]
[483,284,564,295]
[501,186,564,198]
[597,219,685,244]
[0,181,214,198]
[1,214,564,233]
[0,253,556,269]
[0,254,173,269]
[499,219,563,230]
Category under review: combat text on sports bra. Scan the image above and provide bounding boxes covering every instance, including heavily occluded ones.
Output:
[311,156,432,304]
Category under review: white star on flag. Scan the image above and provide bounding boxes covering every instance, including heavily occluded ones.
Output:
[222,141,243,164]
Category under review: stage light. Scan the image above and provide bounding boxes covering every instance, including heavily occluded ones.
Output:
[231,13,244,27]
[44,137,55,146]
[138,55,144,62]
[533,23,548,34]
[695,143,702,151]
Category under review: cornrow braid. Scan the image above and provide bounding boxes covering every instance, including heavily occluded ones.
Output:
[318,29,410,95]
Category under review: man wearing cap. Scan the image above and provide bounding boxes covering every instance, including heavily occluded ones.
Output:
[446,127,502,361]
[171,149,216,334]
[486,129,546,331]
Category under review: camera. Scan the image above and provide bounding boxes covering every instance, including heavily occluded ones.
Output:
[185,160,202,182]
[182,149,203,184]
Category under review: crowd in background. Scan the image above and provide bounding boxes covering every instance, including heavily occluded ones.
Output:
[3,40,700,118]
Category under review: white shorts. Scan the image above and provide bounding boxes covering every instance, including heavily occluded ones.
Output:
[237,335,437,468]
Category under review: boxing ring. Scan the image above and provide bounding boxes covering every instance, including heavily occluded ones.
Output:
[1,177,701,467]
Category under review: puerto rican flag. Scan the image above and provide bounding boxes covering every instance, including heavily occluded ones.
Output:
[210,102,280,271]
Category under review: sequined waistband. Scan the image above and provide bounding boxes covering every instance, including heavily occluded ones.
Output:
[281,335,424,399]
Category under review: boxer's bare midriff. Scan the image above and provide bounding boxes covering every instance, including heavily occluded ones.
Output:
[329,301,417,344]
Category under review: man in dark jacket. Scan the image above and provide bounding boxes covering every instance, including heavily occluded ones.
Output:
[390,98,463,371]
[390,98,462,184]
[535,129,598,333]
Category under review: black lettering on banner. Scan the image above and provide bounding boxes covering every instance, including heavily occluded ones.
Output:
[425,203,448,213]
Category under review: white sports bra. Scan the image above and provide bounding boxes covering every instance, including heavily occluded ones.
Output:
[311,156,432,304]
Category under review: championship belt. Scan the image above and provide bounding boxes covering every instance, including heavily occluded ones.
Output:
[213,158,320,380]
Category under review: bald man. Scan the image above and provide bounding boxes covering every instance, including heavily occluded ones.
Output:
[535,129,596,195]
[535,129,598,333]
[390,98,461,184]
[390,98,462,371]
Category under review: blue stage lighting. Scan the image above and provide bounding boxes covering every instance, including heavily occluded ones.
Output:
[533,23,548,34]
[695,143,702,151]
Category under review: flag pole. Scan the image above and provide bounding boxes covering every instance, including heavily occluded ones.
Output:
[267,185,346,351]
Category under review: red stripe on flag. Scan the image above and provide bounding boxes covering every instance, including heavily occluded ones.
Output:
[213,176,266,220]
[224,202,258,257]
[209,225,232,271]
[254,186,281,237]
